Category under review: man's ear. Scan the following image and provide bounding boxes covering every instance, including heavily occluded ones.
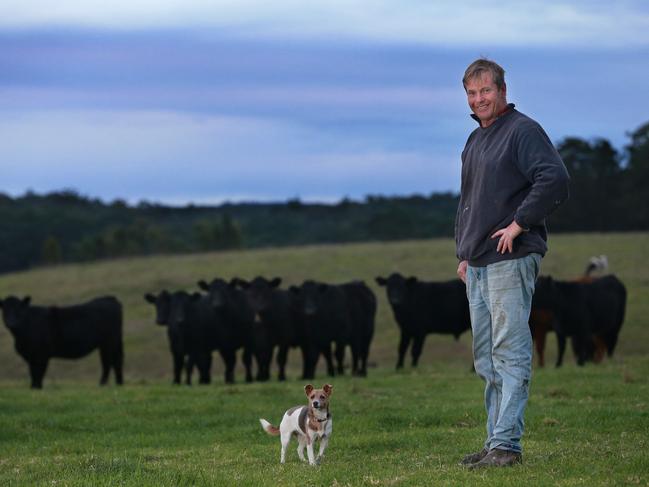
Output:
[304,384,314,396]
[323,384,333,396]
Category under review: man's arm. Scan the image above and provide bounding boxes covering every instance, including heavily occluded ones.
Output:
[512,122,570,229]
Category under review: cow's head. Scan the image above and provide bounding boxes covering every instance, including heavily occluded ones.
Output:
[167,291,200,329]
[234,276,281,313]
[144,290,171,326]
[299,280,329,316]
[0,296,32,330]
[375,273,414,305]
[198,278,237,309]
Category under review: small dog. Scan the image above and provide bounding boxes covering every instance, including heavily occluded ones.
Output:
[260,384,333,465]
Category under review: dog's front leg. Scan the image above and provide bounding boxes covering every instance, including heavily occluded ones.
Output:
[306,436,317,465]
[316,435,329,464]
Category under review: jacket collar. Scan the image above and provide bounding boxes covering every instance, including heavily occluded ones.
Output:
[470,103,516,127]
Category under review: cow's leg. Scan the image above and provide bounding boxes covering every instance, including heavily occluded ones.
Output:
[197,351,214,384]
[254,345,272,382]
[300,346,310,380]
[303,346,318,379]
[360,340,370,377]
[170,351,183,384]
[276,344,289,381]
[571,334,589,366]
[219,348,236,384]
[593,336,606,363]
[243,346,253,383]
[350,342,360,376]
[555,333,566,367]
[396,332,411,369]
[411,335,426,367]
[29,360,48,389]
[184,354,194,385]
[533,321,547,368]
[334,342,345,375]
[99,346,111,385]
[322,345,335,377]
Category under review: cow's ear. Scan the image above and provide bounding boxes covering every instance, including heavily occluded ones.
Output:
[270,277,282,288]
[144,293,156,303]
[304,384,314,396]
[375,277,387,286]
[323,384,333,396]
[234,278,249,289]
[198,280,209,291]
[23,296,31,306]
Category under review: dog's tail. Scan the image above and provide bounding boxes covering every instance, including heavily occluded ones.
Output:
[259,418,280,436]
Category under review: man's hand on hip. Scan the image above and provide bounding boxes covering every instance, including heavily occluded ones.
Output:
[457,260,468,283]
[491,220,525,254]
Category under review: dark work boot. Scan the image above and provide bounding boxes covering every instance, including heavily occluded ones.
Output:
[459,448,489,465]
[469,448,522,469]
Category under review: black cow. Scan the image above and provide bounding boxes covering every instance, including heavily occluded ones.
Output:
[375,273,471,369]
[291,280,376,378]
[197,278,254,384]
[534,275,626,366]
[144,290,192,385]
[235,276,306,381]
[165,290,220,384]
[0,295,123,389]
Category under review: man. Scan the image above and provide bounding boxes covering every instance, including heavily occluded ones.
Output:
[455,58,569,468]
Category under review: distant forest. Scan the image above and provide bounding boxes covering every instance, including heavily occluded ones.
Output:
[1,121,647,275]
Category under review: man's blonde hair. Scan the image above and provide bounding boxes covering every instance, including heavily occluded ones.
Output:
[463,58,506,90]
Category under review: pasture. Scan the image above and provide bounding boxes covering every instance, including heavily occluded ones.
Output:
[1,233,648,486]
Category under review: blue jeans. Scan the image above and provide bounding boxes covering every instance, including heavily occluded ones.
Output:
[467,253,541,453]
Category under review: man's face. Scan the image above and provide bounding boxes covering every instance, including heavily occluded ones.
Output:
[465,71,507,128]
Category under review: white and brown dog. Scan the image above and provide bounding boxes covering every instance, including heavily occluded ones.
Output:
[260,384,333,465]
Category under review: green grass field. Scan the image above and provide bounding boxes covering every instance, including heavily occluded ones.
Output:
[1,233,648,486]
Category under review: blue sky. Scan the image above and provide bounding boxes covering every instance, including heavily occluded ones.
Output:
[1,1,648,205]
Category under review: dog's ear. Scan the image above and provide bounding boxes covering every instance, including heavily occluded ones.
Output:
[304,384,314,396]
[323,384,333,396]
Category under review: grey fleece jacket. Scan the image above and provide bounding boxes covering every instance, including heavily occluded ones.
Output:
[455,104,570,267]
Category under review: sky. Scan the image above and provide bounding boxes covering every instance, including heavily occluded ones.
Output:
[2,1,649,205]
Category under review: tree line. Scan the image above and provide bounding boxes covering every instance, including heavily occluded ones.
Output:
[1,121,647,275]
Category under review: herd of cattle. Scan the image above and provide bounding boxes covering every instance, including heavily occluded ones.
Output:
[0,263,627,389]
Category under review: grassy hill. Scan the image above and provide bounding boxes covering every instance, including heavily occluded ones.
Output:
[0,234,648,485]
[1,232,648,383]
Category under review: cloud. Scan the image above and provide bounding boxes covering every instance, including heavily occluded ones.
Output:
[1,1,648,48]
[0,109,459,203]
